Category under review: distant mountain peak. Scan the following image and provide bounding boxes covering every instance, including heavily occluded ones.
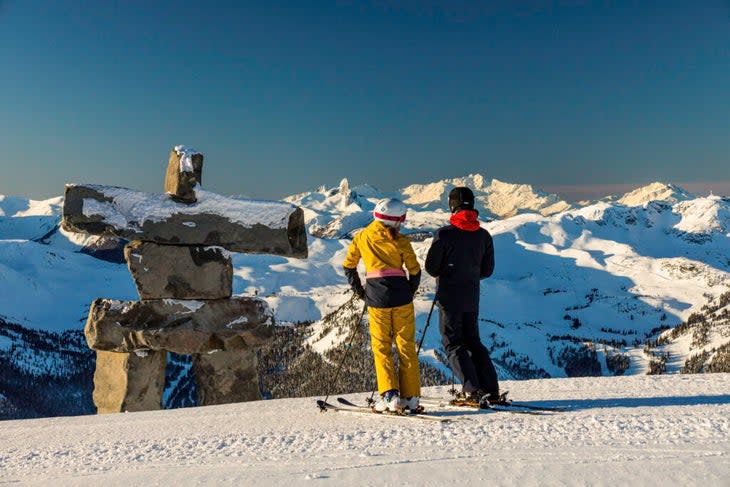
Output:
[617,182,694,206]
[400,174,571,218]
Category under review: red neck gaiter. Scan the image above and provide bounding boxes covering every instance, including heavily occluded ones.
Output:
[450,210,481,231]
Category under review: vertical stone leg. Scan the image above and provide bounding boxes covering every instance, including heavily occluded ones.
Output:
[193,349,261,406]
[93,350,167,414]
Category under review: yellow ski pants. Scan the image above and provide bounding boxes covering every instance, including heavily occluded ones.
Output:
[368,302,421,398]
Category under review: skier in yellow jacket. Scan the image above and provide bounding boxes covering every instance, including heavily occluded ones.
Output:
[343,198,422,413]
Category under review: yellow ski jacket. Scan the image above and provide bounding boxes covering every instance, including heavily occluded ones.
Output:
[343,220,421,308]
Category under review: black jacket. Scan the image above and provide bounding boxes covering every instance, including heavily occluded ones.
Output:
[425,216,494,312]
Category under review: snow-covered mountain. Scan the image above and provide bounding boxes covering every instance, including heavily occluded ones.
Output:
[400,174,572,217]
[285,175,573,238]
[601,182,695,207]
[2,176,729,419]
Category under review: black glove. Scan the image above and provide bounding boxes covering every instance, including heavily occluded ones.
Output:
[353,285,365,300]
[344,267,365,300]
[409,271,421,298]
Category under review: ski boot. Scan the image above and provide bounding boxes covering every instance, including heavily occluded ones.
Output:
[401,396,424,414]
[373,390,401,413]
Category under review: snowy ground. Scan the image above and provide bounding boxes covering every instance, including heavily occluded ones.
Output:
[2,374,729,486]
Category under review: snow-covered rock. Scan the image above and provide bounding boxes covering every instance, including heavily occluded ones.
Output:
[85,297,273,354]
[62,184,308,256]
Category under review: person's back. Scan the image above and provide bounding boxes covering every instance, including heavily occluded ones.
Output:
[426,219,493,312]
[343,198,422,413]
[348,218,417,309]
[424,187,499,404]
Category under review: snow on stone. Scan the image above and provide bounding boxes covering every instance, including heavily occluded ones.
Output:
[78,298,225,321]
[162,299,206,312]
[174,145,199,173]
[225,315,248,327]
[82,198,129,228]
[70,184,297,229]
[204,245,230,258]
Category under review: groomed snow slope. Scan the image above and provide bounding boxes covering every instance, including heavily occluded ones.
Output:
[2,374,729,486]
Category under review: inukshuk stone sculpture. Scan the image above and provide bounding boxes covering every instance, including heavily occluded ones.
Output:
[62,146,308,413]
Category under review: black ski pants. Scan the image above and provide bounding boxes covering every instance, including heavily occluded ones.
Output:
[438,307,499,395]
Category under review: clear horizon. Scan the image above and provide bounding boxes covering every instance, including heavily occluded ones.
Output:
[3,177,729,205]
[2,1,728,201]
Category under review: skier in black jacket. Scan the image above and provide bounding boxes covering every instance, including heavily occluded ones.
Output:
[425,186,500,404]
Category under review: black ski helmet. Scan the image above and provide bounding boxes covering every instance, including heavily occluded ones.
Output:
[448,187,475,213]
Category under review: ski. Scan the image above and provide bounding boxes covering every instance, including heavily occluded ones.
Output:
[420,398,550,416]
[337,397,427,414]
[315,398,453,422]
[421,392,566,412]
[336,398,454,422]
[336,396,543,418]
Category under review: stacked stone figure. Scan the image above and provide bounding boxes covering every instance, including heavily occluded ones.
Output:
[62,146,308,413]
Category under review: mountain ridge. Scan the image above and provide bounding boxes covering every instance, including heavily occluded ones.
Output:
[1,176,729,419]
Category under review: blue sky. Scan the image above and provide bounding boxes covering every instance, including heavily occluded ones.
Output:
[1,1,728,201]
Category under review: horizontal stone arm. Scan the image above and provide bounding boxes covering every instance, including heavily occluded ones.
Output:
[62,184,307,257]
[85,297,275,354]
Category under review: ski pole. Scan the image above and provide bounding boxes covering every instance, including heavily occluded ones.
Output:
[448,370,457,397]
[319,300,368,411]
[416,294,437,356]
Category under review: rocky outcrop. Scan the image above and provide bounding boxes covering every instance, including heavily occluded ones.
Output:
[85,297,274,354]
[62,184,308,257]
[125,242,232,299]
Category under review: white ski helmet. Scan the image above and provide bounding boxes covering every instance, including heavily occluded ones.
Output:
[373,198,407,227]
